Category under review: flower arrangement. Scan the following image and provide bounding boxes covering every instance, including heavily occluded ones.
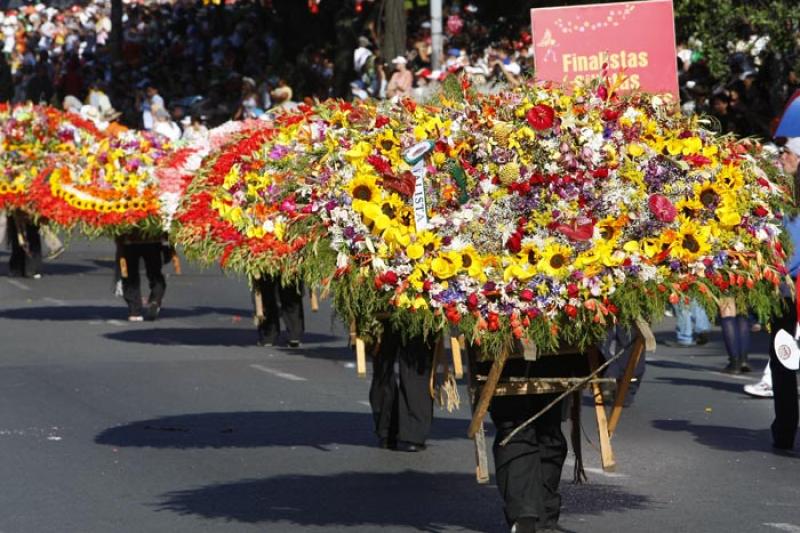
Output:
[0,103,102,213]
[32,129,173,237]
[173,113,333,282]
[175,77,794,355]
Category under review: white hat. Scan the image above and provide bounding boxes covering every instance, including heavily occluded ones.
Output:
[785,138,800,157]
[391,56,407,65]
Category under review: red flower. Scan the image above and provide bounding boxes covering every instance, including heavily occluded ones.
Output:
[374,115,390,128]
[466,292,479,309]
[564,304,578,318]
[519,289,534,302]
[753,205,768,217]
[525,104,555,131]
[648,194,676,223]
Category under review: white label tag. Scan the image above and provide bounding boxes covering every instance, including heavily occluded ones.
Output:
[774,328,800,371]
[411,160,429,232]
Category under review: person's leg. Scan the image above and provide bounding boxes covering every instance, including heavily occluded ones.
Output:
[691,299,711,338]
[369,325,400,445]
[720,316,741,371]
[23,223,42,277]
[535,397,568,528]
[736,314,751,369]
[395,334,434,446]
[770,298,798,449]
[278,280,305,343]
[257,276,281,345]
[121,245,143,317]
[142,243,166,309]
[673,301,694,345]
[490,396,544,527]
[7,216,24,276]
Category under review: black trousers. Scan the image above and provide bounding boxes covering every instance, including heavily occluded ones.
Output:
[770,297,799,449]
[121,242,166,316]
[254,276,304,343]
[369,326,434,445]
[8,216,42,277]
[490,394,567,527]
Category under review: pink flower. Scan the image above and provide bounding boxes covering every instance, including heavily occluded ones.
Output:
[648,194,676,223]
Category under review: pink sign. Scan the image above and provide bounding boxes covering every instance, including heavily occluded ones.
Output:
[531,0,678,98]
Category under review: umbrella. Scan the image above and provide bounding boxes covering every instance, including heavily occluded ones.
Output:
[775,90,800,138]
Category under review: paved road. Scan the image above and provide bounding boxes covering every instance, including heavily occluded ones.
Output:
[0,239,798,533]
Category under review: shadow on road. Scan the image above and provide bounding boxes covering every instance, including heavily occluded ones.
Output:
[0,262,100,277]
[103,328,338,347]
[653,376,750,394]
[652,419,773,452]
[0,305,252,322]
[154,471,651,531]
[95,410,467,449]
[155,471,505,531]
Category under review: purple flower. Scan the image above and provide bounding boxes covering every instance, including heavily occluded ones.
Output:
[343,226,356,239]
[269,145,290,160]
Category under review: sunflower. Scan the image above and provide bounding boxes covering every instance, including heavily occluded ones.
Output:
[675,197,704,218]
[458,246,485,278]
[716,164,743,190]
[538,241,573,279]
[693,181,722,209]
[715,193,742,227]
[671,219,712,261]
[597,215,628,242]
[431,251,463,280]
[347,174,381,208]
[375,129,401,155]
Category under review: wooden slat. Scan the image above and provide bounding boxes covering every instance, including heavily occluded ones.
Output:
[474,422,490,484]
[450,336,464,379]
[588,348,616,472]
[355,338,367,378]
[608,335,644,437]
[310,290,319,312]
[468,348,509,439]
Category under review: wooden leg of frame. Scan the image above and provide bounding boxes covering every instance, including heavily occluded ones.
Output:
[355,338,367,378]
[474,421,490,484]
[467,348,509,439]
[588,347,616,472]
[608,336,644,437]
[450,336,464,379]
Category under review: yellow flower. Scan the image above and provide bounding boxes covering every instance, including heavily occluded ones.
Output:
[675,197,704,217]
[715,193,742,227]
[407,243,425,260]
[458,246,485,278]
[431,251,462,280]
[681,136,703,155]
[344,141,373,162]
[347,174,380,208]
[666,138,683,156]
[693,180,722,209]
[627,143,645,158]
[538,241,573,278]
[375,129,400,155]
[670,219,711,261]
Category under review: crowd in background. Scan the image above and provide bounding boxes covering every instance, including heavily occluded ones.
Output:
[0,0,798,142]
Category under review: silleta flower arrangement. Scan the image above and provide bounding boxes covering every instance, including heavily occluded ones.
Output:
[176,77,794,355]
[33,129,173,237]
[0,103,102,214]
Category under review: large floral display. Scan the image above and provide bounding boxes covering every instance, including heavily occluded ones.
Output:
[173,115,333,282]
[174,78,794,354]
[31,129,175,237]
[0,103,102,213]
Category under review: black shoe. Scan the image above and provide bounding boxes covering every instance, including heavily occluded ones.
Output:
[395,440,425,452]
[721,363,742,374]
[695,333,709,345]
[145,302,160,321]
[288,340,301,348]
[512,517,537,533]
[740,361,752,373]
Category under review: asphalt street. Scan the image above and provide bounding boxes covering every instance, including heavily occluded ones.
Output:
[0,238,798,533]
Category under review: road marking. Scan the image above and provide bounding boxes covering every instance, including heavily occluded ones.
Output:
[764,524,800,532]
[5,278,30,291]
[43,297,67,306]
[357,401,371,407]
[250,364,307,382]
[106,319,126,326]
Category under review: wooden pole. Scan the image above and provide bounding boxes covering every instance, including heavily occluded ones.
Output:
[355,338,367,378]
[119,257,128,279]
[608,335,645,437]
[588,347,616,471]
[253,274,264,325]
[171,254,182,275]
[450,335,464,379]
[310,290,319,312]
[467,347,509,439]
